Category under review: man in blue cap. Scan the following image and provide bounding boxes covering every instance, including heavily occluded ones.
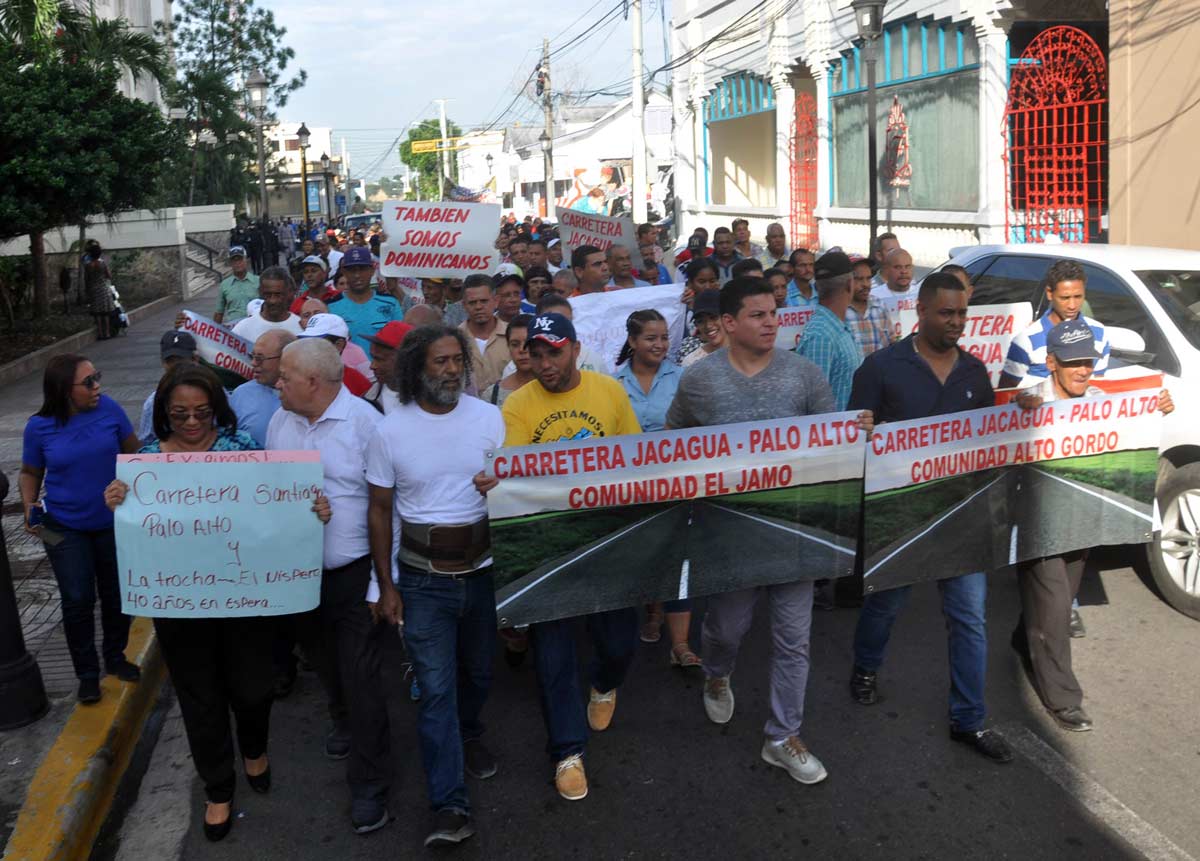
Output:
[329,245,403,353]
[1011,319,1173,732]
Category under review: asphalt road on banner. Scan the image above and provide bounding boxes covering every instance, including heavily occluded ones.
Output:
[496,500,856,627]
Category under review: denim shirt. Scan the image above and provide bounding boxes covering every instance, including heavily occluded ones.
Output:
[612,360,682,432]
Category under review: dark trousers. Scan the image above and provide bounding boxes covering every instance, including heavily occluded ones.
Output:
[1014,551,1086,711]
[296,555,393,803]
[154,616,276,803]
[42,517,129,679]
[530,607,638,762]
[398,565,496,813]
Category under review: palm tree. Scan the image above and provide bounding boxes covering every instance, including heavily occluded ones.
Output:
[0,0,170,317]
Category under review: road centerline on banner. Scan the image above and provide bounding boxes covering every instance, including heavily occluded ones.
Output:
[1032,468,1155,523]
[678,559,690,600]
[865,474,1005,577]
[1000,723,1196,861]
[1009,524,1019,565]
[705,503,855,555]
[496,505,682,610]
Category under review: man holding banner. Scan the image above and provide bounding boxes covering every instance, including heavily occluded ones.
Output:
[1009,320,1173,732]
[846,271,1013,763]
[666,277,871,787]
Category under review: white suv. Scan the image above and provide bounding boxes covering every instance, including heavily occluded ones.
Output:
[939,244,1200,620]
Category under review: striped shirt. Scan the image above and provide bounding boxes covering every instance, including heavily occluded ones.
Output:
[795,305,863,410]
[845,299,893,358]
[1003,312,1110,382]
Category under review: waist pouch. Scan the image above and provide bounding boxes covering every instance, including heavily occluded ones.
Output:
[399,519,491,575]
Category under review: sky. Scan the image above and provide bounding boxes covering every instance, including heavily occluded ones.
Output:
[267,0,673,182]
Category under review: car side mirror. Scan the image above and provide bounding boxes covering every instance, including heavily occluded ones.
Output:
[1107,325,1146,353]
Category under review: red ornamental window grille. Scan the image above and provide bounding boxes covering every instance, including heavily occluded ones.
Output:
[1002,26,1107,244]
[790,91,819,252]
[885,95,912,191]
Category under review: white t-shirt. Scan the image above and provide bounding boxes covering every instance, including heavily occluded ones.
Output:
[232,312,303,342]
[365,396,505,526]
[869,283,919,342]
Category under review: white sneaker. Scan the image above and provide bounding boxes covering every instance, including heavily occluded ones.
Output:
[703,675,734,724]
[761,736,828,784]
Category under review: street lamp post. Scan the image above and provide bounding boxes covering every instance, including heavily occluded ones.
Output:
[851,0,886,255]
[320,153,332,222]
[0,473,49,730]
[297,122,311,232]
[539,131,555,221]
[246,69,270,219]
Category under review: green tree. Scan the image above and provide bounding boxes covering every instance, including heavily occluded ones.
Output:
[399,118,463,201]
[0,46,174,316]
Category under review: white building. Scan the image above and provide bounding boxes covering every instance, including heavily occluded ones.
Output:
[256,123,344,221]
[82,0,173,109]
[671,0,1109,264]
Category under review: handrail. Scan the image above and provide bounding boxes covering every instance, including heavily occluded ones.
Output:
[184,236,222,276]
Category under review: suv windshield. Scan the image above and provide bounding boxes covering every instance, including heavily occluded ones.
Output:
[1134,270,1200,352]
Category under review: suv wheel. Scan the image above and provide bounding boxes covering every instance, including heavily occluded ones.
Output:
[1147,462,1200,621]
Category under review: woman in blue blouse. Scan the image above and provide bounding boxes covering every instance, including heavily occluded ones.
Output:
[105,364,330,842]
[20,354,141,704]
[612,311,699,668]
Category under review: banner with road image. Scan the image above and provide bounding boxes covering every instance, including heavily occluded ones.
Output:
[486,413,864,627]
[862,390,1163,593]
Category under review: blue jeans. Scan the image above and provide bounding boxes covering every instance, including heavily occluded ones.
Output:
[853,572,988,732]
[530,607,638,762]
[398,566,496,814]
[42,515,129,680]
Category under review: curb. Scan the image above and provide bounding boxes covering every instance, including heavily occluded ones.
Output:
[3,618,165,861]
[0,293,183,390]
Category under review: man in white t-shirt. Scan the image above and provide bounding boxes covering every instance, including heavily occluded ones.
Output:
[267,338,393,835]
[232,266,303,341]
[869,248,918,342]
[365,325,505,850]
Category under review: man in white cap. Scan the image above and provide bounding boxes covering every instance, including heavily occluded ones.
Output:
[298,313,372,396]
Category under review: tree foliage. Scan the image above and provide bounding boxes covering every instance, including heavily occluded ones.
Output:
[399,118,463,201]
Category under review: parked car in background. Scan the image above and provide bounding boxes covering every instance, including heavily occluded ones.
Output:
[936,243,1200,620]
[341,212,381,233]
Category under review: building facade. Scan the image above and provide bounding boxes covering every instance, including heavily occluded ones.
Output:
[671,0,1111,264]
[84,0,172,109]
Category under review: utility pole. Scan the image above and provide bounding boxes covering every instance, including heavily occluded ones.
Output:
[434,98,450,198]
[630,0,648,223]
[340,136,351,213]
[541,37,556,221]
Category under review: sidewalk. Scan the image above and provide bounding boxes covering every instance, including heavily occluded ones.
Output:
[0,288,218,858]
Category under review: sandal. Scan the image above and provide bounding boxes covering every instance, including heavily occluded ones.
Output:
[669,643,702,668]
[640,612,664,644]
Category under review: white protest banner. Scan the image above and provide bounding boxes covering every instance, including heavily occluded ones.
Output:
[558,208,639,259]
[775,306,814,350]
[486,412,865,626]
[114,451,325,617]
[569,283,688,374]
[897,302,1033,385]
[379,199,501,279]
[863,390,1163,592]
[180,310,253,380]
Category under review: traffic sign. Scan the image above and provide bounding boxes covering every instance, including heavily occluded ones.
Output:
[411,137,470,154]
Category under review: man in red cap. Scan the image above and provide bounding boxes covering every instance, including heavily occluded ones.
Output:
[362,321,413,414]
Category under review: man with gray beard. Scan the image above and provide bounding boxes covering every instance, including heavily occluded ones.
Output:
[365,325,505,849]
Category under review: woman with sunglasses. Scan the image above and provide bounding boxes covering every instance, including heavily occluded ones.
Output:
[20,354,141,705]
[104,363,330,842]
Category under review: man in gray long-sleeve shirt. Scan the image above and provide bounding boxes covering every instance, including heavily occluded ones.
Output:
[666,276,873,787]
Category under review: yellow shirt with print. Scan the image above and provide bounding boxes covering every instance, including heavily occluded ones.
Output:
[501,370,642,446]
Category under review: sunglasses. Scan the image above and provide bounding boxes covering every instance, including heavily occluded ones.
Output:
[167,407,214,425]
[74,371,103,389]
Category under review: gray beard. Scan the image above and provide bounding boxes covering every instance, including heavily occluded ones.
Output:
[419,371,463,407]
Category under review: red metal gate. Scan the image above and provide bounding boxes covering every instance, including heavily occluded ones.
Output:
[1002,26,1107,244]
[790,91,819,251]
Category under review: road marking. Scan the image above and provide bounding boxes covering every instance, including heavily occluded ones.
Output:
[1032,468,1154,523]
[864,475,1005,577]
[1009,524,1019,565]
[1000,723,1196,861]
[496,505,680,611]
[705,503,854,555]
[678,559,690,600]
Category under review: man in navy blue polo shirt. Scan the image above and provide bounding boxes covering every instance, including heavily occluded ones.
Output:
[846,271,1013,764]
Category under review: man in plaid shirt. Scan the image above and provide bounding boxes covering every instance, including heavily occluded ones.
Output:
[844,257,892,358]
[795,251,863,410]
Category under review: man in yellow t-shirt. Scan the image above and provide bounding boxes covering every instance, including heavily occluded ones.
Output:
[492,313,640,803]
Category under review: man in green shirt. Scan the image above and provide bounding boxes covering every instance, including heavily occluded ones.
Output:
[214,245,261,325]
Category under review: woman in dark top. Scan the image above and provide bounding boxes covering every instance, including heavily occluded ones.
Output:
[83,239,116,340]
[105,364,330,842]
[19,354,141,704]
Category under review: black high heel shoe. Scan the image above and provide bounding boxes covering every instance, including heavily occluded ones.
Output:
[203,800,234,842]
[245,760,271,794]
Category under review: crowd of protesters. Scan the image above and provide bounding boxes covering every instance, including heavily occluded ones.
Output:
[17,212,1174,850]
